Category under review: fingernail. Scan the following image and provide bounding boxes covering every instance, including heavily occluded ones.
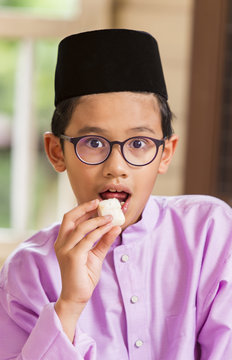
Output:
[104,215,113,220]
[105,222,113,228]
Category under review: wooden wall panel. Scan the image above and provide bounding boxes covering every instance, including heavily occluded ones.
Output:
[185,0,228,197]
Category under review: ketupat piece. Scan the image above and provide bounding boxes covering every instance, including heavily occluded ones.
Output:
[98,198,125,226]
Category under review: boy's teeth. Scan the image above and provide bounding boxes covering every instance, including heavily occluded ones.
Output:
[120,201,125,206]
[109,189,117,192]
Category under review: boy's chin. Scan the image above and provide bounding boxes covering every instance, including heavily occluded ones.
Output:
[122,213,142,230]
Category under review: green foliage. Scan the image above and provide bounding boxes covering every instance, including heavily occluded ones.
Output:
[0,151,10,227]
[0,40,18,116]
[35,39,58,132]
[0,34,59,229]
[0,0,77,16]
[0,0,79,229]
[0,0,32,6]
[0,39,58,123]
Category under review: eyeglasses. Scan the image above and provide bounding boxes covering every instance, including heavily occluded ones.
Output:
[60,134,166,166]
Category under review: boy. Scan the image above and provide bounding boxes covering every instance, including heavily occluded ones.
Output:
[0,29,232,359]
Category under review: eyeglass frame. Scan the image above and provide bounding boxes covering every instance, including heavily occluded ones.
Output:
[60,134,166,166]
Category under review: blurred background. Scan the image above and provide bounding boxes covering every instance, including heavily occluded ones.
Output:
[0,0,231,260]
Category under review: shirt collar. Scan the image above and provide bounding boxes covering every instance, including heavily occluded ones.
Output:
[112,196,160,247]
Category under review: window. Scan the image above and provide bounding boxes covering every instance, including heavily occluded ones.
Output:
[0,0,79,18]
[0,0,111,237]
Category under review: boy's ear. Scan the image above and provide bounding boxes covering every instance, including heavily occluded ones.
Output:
[158,134,178,174]
[44,132,66,172]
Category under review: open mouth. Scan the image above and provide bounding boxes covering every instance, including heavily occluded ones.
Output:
[99,189,131,212]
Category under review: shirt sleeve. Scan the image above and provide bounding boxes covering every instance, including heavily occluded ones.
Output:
[195,201,232,359]
[0,295,96,360]
[0,231,97,360]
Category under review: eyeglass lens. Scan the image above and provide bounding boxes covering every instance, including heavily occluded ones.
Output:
[76,136,158,165]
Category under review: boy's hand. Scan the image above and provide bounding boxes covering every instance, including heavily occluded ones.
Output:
[54,199,121,342]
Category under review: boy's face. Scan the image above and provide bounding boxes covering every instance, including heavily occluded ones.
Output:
[45,92,177,229]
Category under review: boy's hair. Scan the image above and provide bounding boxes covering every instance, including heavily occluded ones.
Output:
[51,93,174,147]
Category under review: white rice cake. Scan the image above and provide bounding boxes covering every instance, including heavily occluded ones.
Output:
[98,198,125,226]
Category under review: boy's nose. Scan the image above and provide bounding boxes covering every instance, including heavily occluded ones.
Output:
[102,145,129,178]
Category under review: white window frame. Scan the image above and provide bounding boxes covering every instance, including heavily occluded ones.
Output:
[0,0,112,249]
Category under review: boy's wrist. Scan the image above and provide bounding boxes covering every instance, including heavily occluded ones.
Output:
[55,297,87,320]
[55,298,87,343]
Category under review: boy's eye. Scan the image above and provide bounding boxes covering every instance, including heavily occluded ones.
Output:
[86,137,104,148]
[129,138,147,149]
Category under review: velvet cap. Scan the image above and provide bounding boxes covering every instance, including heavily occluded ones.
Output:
[54,29,168,106]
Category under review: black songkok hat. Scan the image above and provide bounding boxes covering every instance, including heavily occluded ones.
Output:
[54,29,168,106]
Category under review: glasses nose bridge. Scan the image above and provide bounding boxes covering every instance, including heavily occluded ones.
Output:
[102,139,129,175]
[109,139,124,154]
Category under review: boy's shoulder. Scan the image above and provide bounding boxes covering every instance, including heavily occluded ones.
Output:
[13,222,60,256]
[0,223,60,289]
[151,194,232,218]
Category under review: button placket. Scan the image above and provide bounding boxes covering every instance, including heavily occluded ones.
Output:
[114,245,148,359]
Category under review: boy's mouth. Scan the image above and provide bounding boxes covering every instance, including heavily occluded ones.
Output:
[99,187,131,213]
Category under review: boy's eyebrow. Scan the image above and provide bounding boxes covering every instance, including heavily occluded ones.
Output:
[77,126,106,135]
[77,126,157,136]
[129,126,156,135]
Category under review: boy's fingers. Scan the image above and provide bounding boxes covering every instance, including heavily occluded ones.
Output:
[91,226,122,261]
[75,221,117,254]
[56,215,113,251]
[70,216,114,251]
[57,199,99,237]
[64,199,99,223]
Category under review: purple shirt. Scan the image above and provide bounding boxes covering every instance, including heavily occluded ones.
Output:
[1,195,232,359]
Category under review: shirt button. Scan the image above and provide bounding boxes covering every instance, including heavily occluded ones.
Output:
[135,339,143,348]
[130,295,139,304]
[121,254,129,263]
